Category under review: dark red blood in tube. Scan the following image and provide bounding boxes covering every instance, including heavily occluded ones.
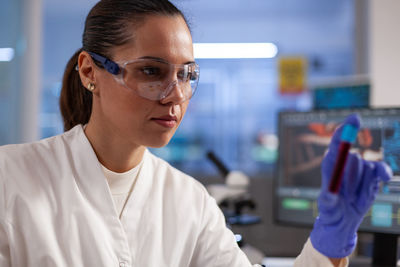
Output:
[329,142,352,194]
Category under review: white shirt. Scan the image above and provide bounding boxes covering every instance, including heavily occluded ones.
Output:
[101,163,141,217]
[0,125,345,267]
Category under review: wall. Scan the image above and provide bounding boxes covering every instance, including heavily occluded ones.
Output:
[0,0,42,145]
[369,0,400,107]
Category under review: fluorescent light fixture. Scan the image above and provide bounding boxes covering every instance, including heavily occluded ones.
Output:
[0,48,15,62]
[193,43,278,59]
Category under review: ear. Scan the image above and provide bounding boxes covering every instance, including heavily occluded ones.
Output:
[78,51,97,91]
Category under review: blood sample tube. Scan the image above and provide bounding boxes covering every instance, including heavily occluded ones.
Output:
[329,124,359,194]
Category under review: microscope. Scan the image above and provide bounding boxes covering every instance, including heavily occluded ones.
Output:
[206,151,265,264]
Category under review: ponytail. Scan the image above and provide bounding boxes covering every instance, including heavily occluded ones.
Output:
[59,48,93,131]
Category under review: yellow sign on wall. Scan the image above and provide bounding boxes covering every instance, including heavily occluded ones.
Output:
[278,57,307,94]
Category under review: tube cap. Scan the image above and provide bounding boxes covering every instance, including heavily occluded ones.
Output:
[341,124,358,143]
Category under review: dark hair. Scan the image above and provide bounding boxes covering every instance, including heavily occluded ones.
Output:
[60,0,189,131]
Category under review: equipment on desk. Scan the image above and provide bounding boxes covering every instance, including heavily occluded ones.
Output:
[274,107,400,266]
[206,151,264,264]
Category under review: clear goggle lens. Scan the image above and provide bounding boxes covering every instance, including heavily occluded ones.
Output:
[121,59,200,101]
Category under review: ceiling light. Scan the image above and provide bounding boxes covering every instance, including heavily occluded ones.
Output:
[193,43,278,59]
[0,48,15,62]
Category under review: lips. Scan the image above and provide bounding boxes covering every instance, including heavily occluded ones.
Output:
[151,115,178,128]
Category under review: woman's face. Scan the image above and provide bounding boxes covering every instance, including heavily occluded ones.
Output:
[92,15,194,148]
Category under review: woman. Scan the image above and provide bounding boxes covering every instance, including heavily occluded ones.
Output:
[0,1,392,266]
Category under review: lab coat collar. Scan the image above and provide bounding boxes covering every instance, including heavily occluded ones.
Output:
[63,125,133,262]
[64,124,151,220]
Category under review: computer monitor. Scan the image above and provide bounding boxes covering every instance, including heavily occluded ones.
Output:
[313,83,370,110]
[311,75,370,110]
[274,107,400,265]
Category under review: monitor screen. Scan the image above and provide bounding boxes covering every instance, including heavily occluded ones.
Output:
[274,107,400,234]
[313,81,370,110]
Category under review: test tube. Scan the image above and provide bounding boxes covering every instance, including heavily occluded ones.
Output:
[329,124,359,194]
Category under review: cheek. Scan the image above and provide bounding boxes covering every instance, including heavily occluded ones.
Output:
[101,86,127,114]
[98,80,149,120]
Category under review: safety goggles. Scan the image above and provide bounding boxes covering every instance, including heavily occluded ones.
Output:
[88,52,200,101]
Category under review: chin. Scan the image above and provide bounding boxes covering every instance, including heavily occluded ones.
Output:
[146,142,170,149]
[145,135,173,148]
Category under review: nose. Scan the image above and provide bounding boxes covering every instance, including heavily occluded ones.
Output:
[159,81,187,105]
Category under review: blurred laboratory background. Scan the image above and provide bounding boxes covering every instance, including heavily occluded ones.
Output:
[1,0,399,263]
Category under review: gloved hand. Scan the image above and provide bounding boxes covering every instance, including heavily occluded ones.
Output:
[310,114,393,258]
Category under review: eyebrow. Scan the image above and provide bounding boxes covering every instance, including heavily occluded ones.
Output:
[138,56,196,65]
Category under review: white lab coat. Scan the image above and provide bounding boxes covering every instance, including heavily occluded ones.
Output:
[0,125,343,267]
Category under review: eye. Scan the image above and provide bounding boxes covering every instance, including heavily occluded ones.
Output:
[177,70,187,80]
[141,67,161,76]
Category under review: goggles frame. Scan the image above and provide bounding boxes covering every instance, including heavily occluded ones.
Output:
[87,51,200,101]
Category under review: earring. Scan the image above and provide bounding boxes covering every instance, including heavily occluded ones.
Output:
[87,83,95,92]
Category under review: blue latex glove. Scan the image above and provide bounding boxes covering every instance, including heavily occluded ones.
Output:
[310,114,393,258]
